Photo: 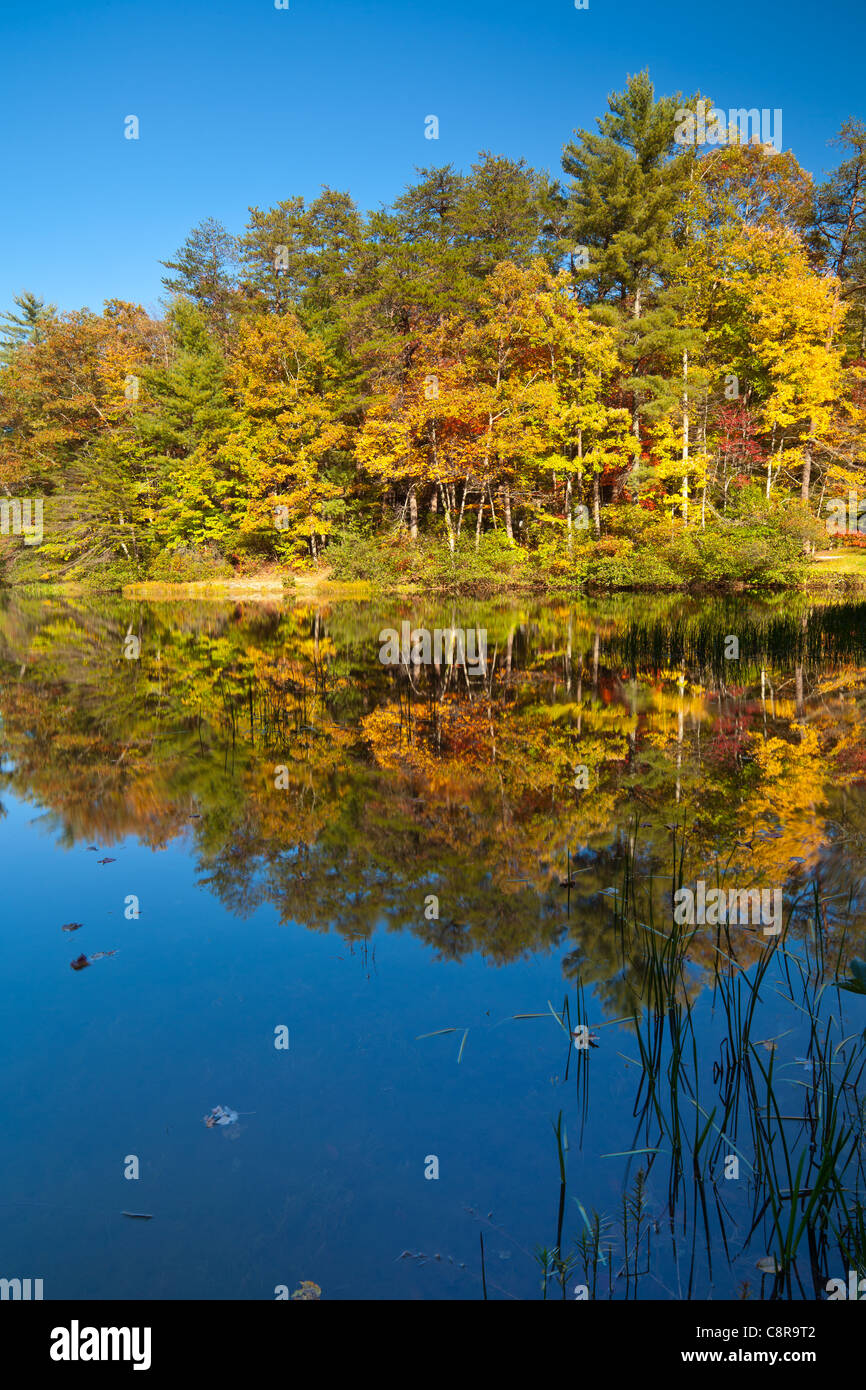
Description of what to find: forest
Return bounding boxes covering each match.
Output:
[1,72,864,594]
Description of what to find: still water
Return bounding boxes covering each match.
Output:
[1,591,865,1300]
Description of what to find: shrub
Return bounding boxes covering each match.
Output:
[147,544,233,583]
[585,536,636,588]
[327,525,533,593]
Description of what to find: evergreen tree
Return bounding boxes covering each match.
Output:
[0,292,56,365]
[160,218,239,341]
[562,70,690,315]
[237,196,309,314]
[812,120,866,360]
[454,152,561,282]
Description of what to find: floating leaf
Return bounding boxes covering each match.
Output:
[61,922,83,932]
[291,1281,321,1300]
[70,954,90,971]
[203,1105,239,1128]
[97,858,116,866]
[756,1256,782,1275]
[122,1212,153,1220]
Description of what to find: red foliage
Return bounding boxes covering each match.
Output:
[715,402,767,475]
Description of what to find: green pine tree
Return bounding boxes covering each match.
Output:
[561,70,691,316]
[0,291,56,364]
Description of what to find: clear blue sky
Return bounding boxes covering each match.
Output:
[2,0,863,316]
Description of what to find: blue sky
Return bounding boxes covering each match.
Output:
[2,0,863,315]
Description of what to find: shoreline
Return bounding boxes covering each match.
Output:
[2,557,864,603]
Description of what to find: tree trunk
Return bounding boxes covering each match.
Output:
[408,484,418,541]
[682,349,689,522]
[592,472,601,539]
[438,482,455,554]
[565,475,573,557]
[456,473,470,540]
[801,440,812,505]
[503,483,514,542]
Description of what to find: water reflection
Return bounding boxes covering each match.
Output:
[2,593,864,983]
[2,592,865,1299]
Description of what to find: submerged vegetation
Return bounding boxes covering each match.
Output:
[518,831,866,1300]
[1,75,864,594]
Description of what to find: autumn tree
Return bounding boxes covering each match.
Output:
[223,311,353,563]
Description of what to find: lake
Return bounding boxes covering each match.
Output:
[1,590,865,1301]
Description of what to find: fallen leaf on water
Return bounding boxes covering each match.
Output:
[61,923,83,932]
[756,1256,782,1275]
[291,1281,321,1300]
[97,858,116,865]
[203,1105,239,1128]
[122,1212,154,1220]
[70,955,90,971]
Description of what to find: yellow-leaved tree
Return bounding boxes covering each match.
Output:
[224,313,352,563]
[722,227,845,508]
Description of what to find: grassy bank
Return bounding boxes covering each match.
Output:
[7,527,866,602]
[121,569,374,601]
[807,549,866,585]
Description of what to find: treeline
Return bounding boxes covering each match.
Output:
[0,72,864,588]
